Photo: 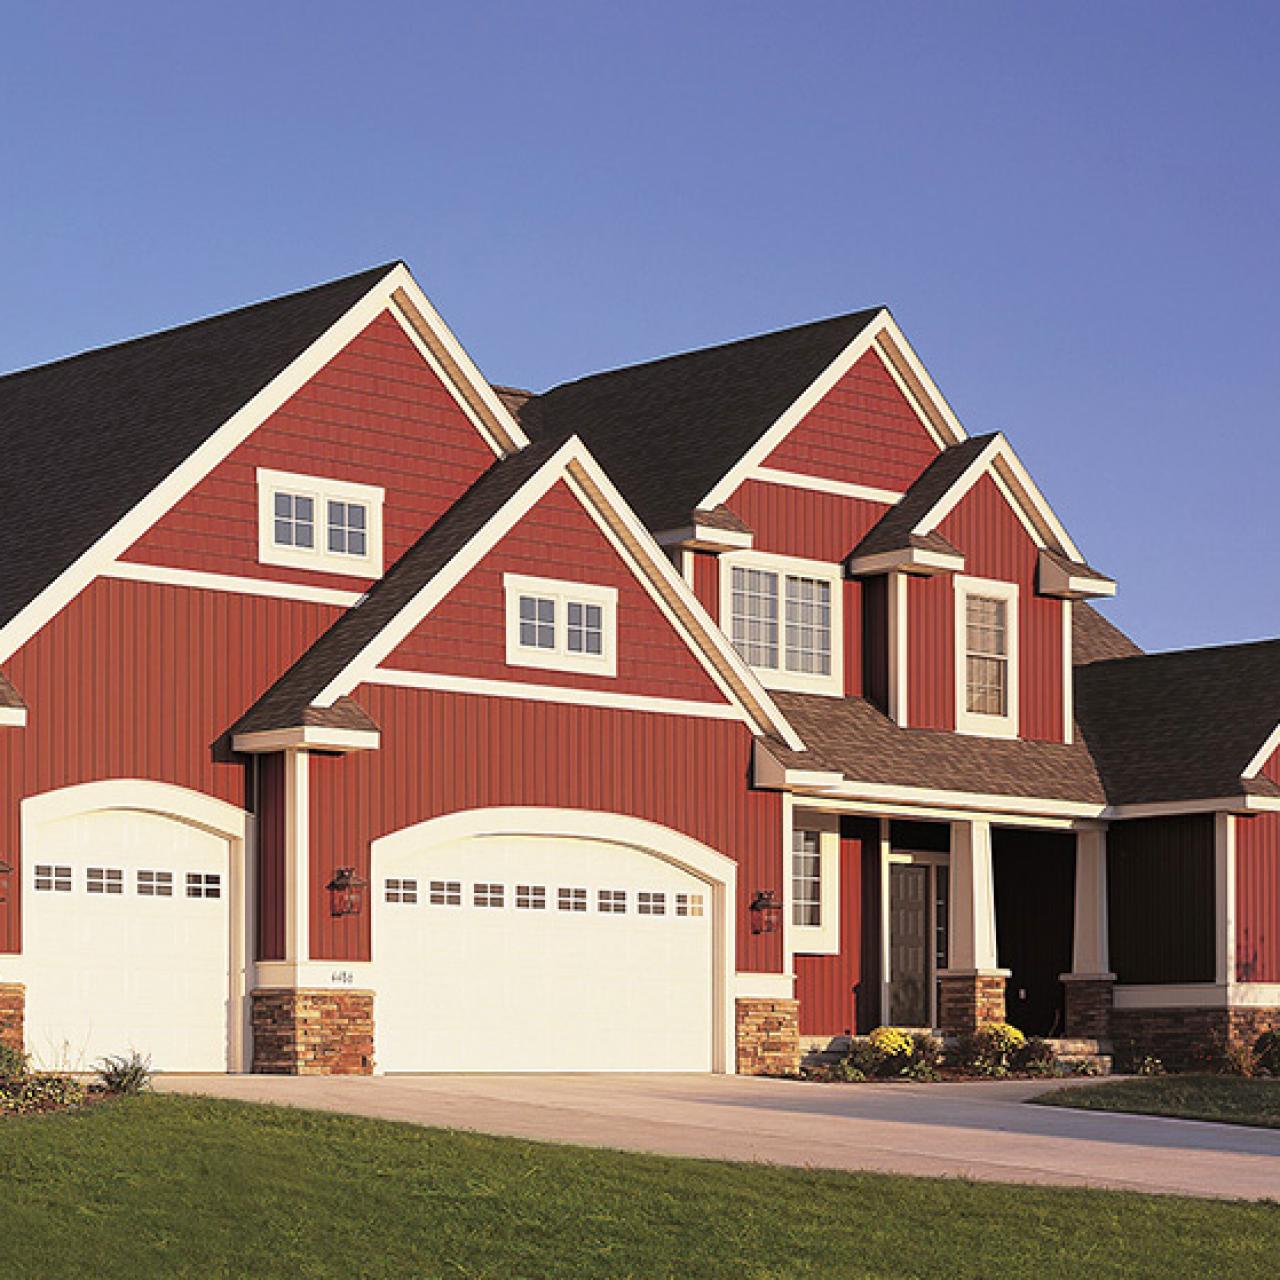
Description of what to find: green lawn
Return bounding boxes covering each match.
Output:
[1036,1074,1280,1130]
[0,1096,1276,1279]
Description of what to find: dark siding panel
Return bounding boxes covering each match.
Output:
[890,821,950,854]
[257,753,287,962]
[1108,815,1216,984]
[862,577,889,713]
[1237,813,1280,982]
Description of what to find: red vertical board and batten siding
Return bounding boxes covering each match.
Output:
[728,480,886,564]
[762,349,939,492]
[387,481,726,704]
[1237,810,1280,983]
[908,474,1065,742]
[0,578,340,953]
[122,311,498,593]
[308,685,785,974]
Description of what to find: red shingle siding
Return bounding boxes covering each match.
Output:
[0,577,339,952]
[386,481,726,703]
[122,311,497,592]
[307,684,785,974]
[1237,813,1280,983]
[762,349,939,492]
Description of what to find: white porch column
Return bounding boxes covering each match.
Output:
[1215,812,1237,987]
[282,747,311,966]
[947,818,1000,972]
[1068,826,1111,977]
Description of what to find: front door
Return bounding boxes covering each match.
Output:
[888,864,930,1026]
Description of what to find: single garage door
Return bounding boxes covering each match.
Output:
[23,807,232,1072]
[376,834,716,1072]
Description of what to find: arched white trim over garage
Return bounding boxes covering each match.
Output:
[18,779,253,1072]
[372,808,737,1073]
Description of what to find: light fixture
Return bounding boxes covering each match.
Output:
[326,867,368,918]
[749,889,783,935]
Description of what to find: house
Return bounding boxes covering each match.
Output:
[0,261,1275,1075]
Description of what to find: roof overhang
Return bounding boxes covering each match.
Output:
[232,724,381,754]
[0,706,27,729]
[1037,549,1117,600]
[655,508,755,553]
[846,544,965,577]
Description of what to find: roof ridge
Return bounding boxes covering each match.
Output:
[537,306,886,397]
[0,261,401,387]
[1084,634,1280,670]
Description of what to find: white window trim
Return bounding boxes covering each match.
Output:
[720,550,843,696]
[954,575,1019,739]
[503,573,619,678]
[256,467,385,579]
[789,810,840,956]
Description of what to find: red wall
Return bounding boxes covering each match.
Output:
[308,684,785,973]
[762,349,939,492]
[0,578,339,952]
[123,310,497,592]
[1237,812,1280,983]
[388,481,725,704]
[729,479,886,562]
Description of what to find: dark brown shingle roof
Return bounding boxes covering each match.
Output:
[0,263,399,630]
[1074,639,1280,805]
[521,309,884,532]
[1073,603,1143,665]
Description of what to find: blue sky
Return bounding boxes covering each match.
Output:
[2,3,1276,650]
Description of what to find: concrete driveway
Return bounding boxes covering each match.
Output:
[157,1072,1280,1201]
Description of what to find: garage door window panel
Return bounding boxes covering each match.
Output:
[34,865,72,893]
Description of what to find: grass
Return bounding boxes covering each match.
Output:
[1036,1074,1280,1130]
[0,1096,1276,1280]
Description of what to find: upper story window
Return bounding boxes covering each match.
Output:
[257,468,384,579]
[954,576,1019,738]
[721,552,842,695]
[504,573,618,678]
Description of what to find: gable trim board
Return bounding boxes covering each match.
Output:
[0,264,525,671]
[1242,722,1280,780]
[699,314,964,514]
[747,467,905,506]
[102,560,365,609]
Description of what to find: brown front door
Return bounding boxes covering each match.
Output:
[888,864,930,1025]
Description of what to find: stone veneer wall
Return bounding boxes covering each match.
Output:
[0,983,23,1052]
[735,998,800,1075]
[938,974,1006,1034]
[1111,1006,1280,1069]
[251,989,374,1075]
[1062,978,1114,1039]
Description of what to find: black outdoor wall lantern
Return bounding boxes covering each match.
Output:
[749,889,783,935]
[326,866,369,918]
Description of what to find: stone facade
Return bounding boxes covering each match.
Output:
[1062,977,1114,1039]
[251,989,374,1075]
[1111,1005,1280,1069]
[0,983,23,1053]
[938,972,1007,1034]
[735,998,800,1075]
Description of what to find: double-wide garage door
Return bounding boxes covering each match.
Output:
[376,834,716,1072]
[23,807,232,1072]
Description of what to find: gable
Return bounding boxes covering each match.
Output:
[382,479,728,705]
[119,310,499,593]
[760,349,941,493]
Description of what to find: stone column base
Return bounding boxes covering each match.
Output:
[251,989,374,1075]
[938,971,1009,1034]
[735,998,800,1075]
[1111,1005,1280,1070]
[0,983,24,1052]
[1061,974,1115,1039]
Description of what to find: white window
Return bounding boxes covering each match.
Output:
[504,574,618,677]
[516,885,547,910]
[675,892,704,918]
[385,878,418,904]
[637,891,666,916]
[186,872,221,900]
[954,576,1019,738]
[137,870,174,898]
[87,868,124,895]
[789,815,840,955]
[722,552,842,694]
[597,889,627,914]
[558,887,587,912]
[257,468,383,578]
[474,883,504,908]
[34,865,72,893]
[429,880,462,906]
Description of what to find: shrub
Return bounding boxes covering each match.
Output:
[1255,1030,1280,1078]
[911,1032,944,1071]
[97,1051,154,1096]
[1014,1037,1062,1078]
[1221,1040,1259,1079]
[953,1022,1027,1078]
[1134,1054,1166,1077]
[0,1072,85,1116]
[0,1042,28,1083]
[867,1026,915,1071]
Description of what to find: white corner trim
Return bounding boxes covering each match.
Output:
[1216,813,1236,987]
[718,549,845,697]
[953,575,1020,740]
[0,706,27,728]
[283,749,309,967]
[1062,599,1074,746]
[748,467,905,506]
[103,559,364,608]
[232,725,381,754]
[888,571,909,726]
[1242,721,1280,780]
[366,667,743,722]
[256,467,385,579]
[502,572,618,679]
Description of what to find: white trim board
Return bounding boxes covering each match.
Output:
[105,560,364,608]
[747,467,904,506]
[1242,722,1280,780]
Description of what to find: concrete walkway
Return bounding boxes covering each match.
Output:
[157,1072,1280,1201]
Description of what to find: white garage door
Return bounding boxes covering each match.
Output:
[376,834,716,1072]
[24,808,232,1072]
